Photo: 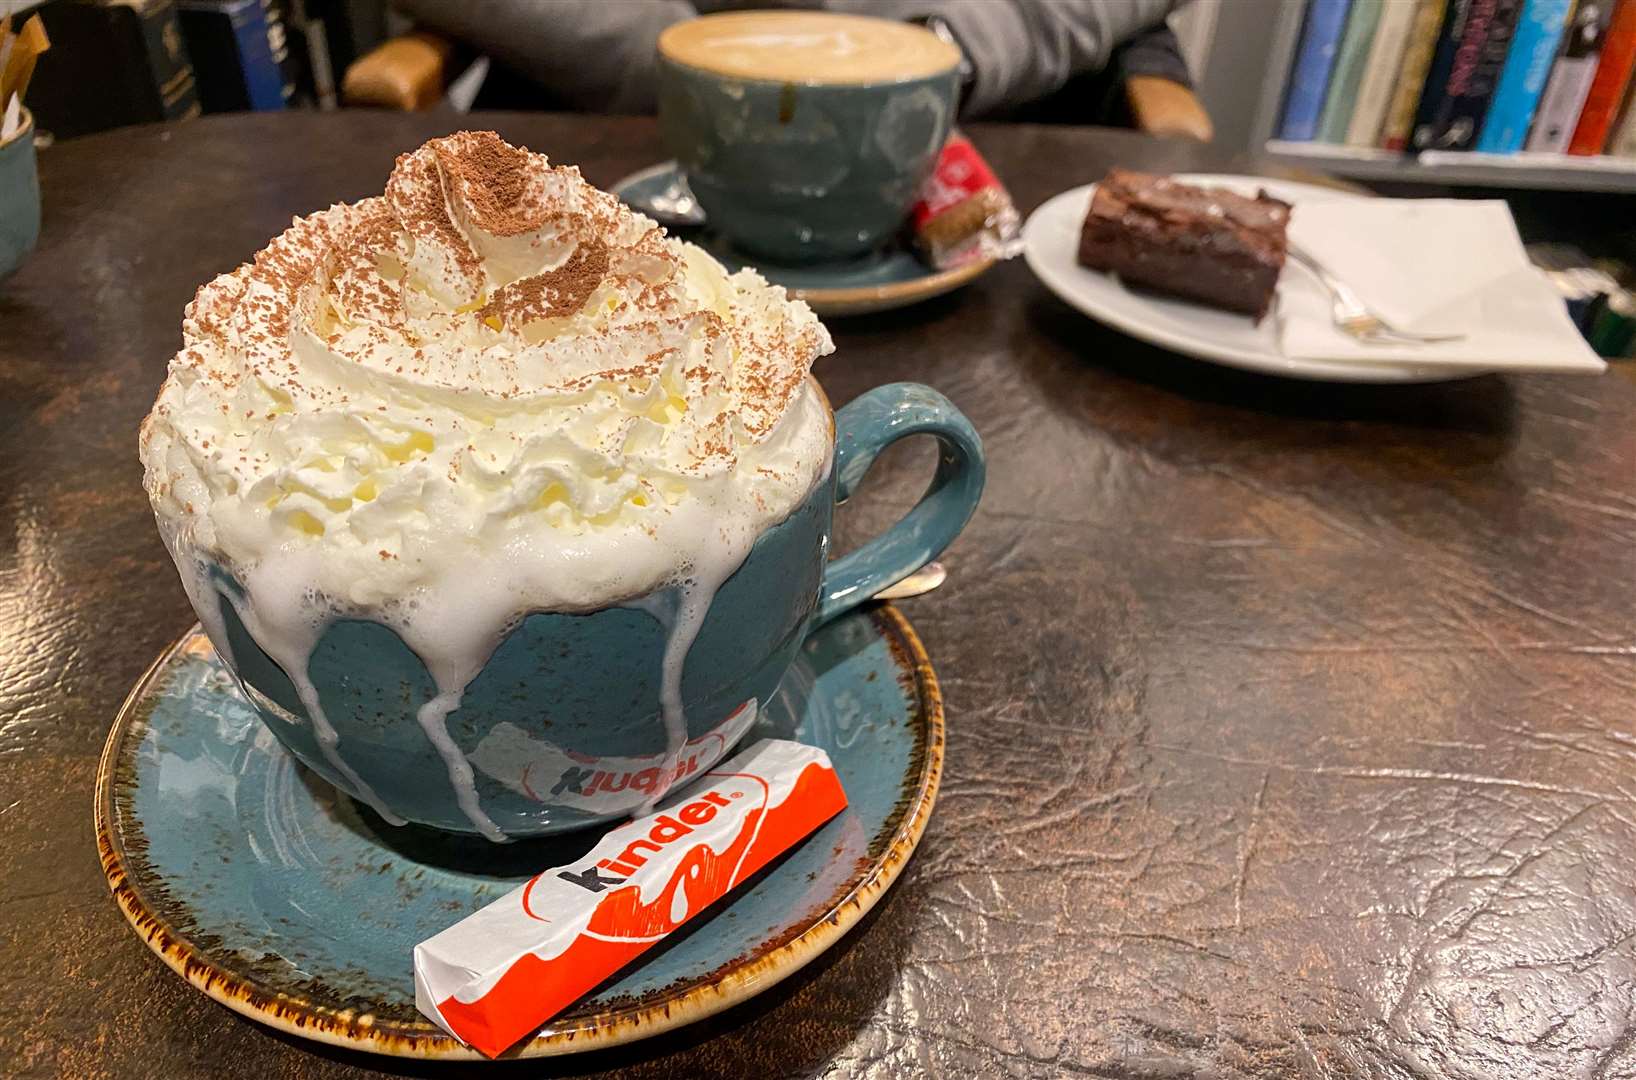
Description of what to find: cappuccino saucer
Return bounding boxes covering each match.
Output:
[612,160,993,317]
[96,606,942,1060]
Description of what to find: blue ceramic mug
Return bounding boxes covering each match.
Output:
[656,12,960,264]
[205,382,983,838]
[0,108,40,280]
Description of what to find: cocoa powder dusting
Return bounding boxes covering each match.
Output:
[436,132,543,237]
[386,147,482,284]
[163,131,829,490]
[329,201,405,325]
[480,240,610,327]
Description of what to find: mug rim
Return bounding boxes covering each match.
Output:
[0,106,34,153]
[657,51,960,89]
[656,14,960,89]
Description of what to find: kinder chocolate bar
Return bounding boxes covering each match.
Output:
[414,739,847,1057]
[910,129,1023,270]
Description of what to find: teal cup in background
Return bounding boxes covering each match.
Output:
[0,108,40,281]
[196,381,984,839]
[656,14,960,264]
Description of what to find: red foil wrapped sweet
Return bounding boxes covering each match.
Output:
[911,130,1023,269]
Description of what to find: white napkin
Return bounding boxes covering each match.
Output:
[1277,198,1605,374]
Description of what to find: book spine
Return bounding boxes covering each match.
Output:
[1346,0,1423,144]
[134,0,201,123]
[1527,0,1617,150]
[235,2,287,110]
[1429,0,1525,149]
[1568,0,1636,151]
[1381,0,1450,149]
[1476,0,1576,150]
[1317,0,1387,141]
[260,0,303,106]
[1279,0,1356,140]
[1412,0,1478,147]
[177,0,283,114]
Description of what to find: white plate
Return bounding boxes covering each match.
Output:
[1022,174,1490,384]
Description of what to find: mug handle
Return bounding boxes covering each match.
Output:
[815,383,985,625]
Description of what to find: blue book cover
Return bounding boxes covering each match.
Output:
[1280,0,1356,140]
[232,0,285,111]
[177,0,286,113]
[1477,0,1576,151]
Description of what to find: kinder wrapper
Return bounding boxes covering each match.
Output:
[414,739,847,1057]
[910,130,1023,270]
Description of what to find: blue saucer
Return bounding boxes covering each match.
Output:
[96,607,942,1060]
[611,161,993,317]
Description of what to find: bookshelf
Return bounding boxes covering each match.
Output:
[1265,140,1636,192]
[1250,0,1636,195]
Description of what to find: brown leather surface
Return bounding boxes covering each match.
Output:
[4,112,1636,1079]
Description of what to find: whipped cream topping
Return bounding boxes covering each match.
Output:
[142,131,832,609]
[139,132,834,838]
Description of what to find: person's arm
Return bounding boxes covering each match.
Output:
[391,0,696,113]
[826,0,1189,117]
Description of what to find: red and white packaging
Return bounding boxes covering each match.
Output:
[414,739,848,1058]
[910,129,1024,269]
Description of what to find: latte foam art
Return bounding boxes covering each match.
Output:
[139,132,834,838]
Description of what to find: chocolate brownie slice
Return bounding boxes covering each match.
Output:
[1077,169,1291,320]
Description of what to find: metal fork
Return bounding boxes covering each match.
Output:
[1287,246,1466,346]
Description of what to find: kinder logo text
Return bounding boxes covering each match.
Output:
[557,790,744,894]
[551,751,708,800]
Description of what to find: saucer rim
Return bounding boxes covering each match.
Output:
[801,255,993,317]
[609,160,994,316]
[95,604,944,1060]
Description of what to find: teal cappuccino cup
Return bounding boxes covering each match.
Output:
[0,108,40,281]
[203,381,983,838]
[657,11,961,264]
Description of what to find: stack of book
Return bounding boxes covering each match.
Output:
[177,0,305,114]
[1278,0,1636,160]
[25,0,327,139]
[26,0,201,139]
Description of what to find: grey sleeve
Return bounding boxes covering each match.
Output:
[391,0,698,113]
[824,0,1189,117]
